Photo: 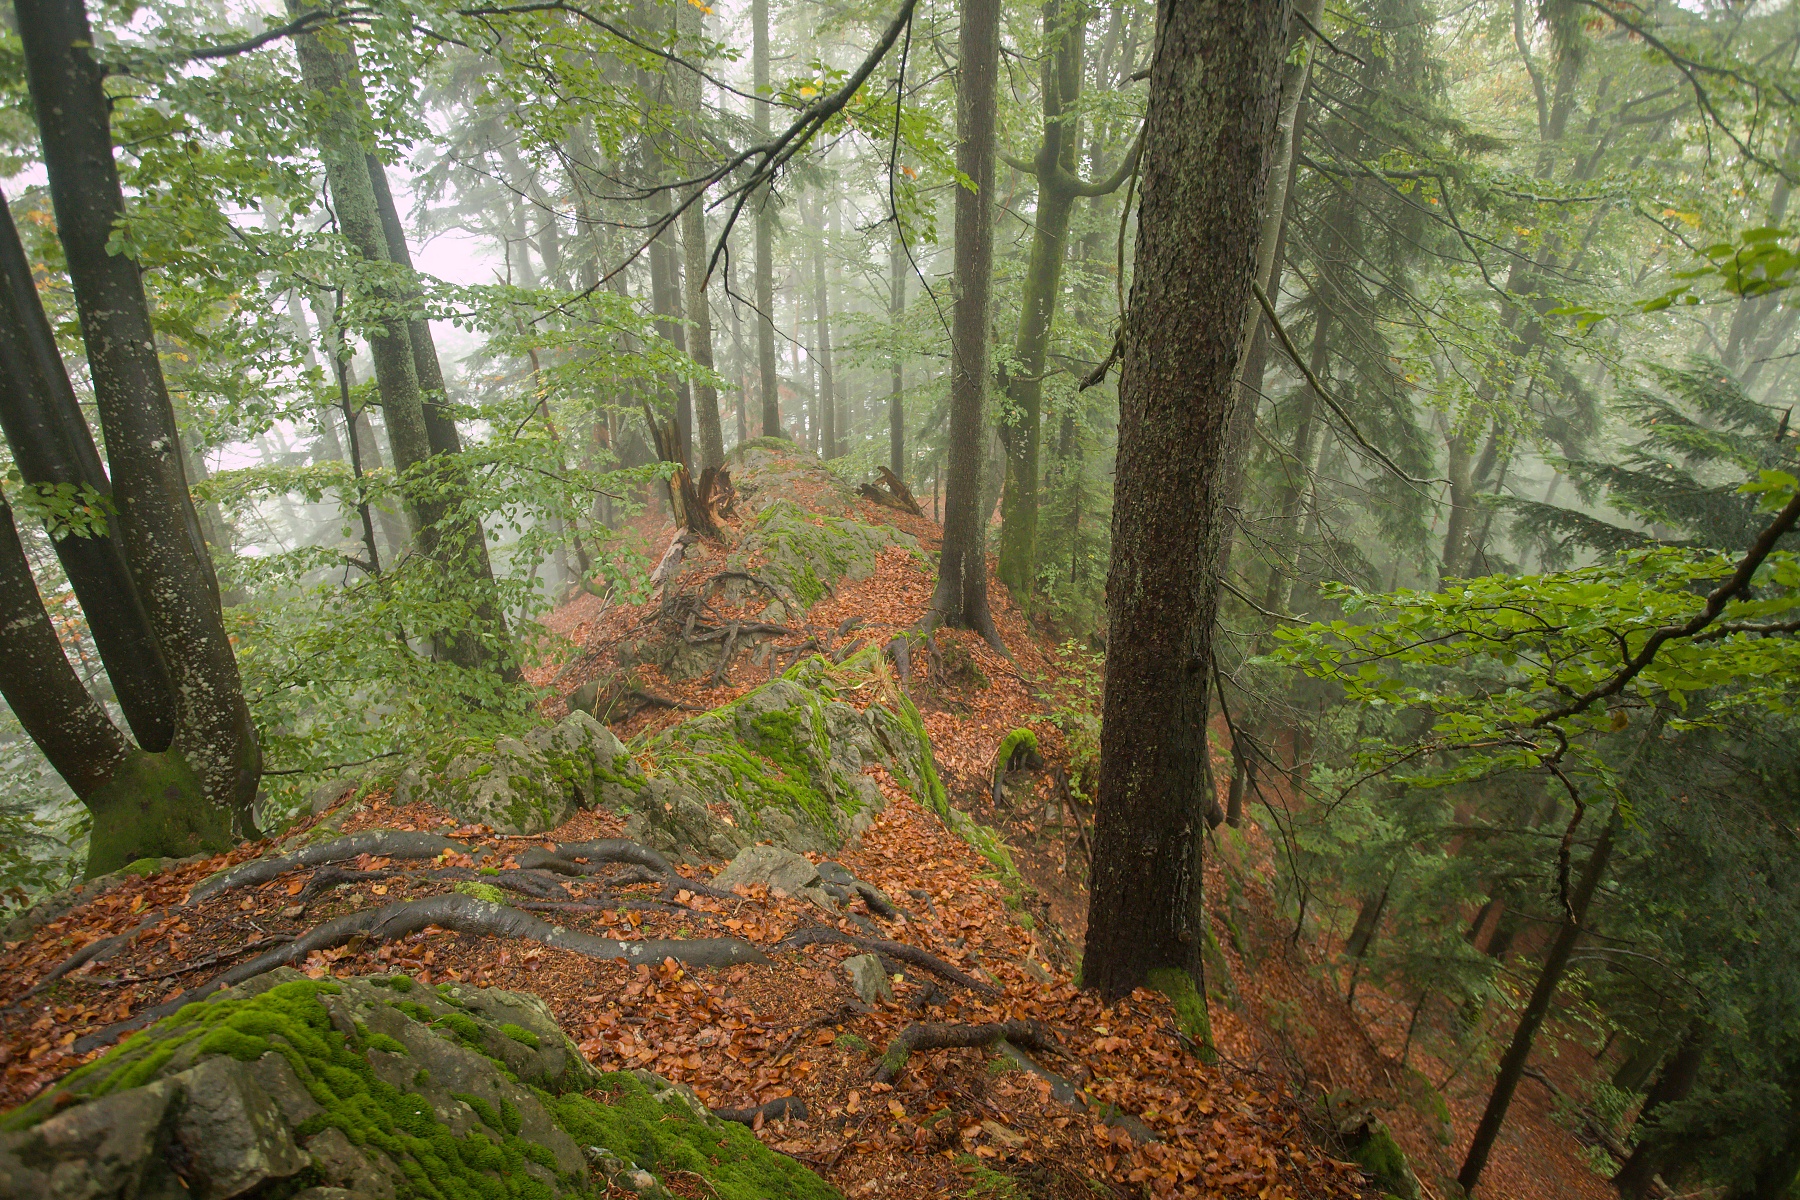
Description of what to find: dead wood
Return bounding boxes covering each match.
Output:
[712,1095,808,1126]
[778,926,998,995]
[187,831,478,906]
[873,1019,1059,1084]
[74,892,768,1054]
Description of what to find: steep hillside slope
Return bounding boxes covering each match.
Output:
[0,442,1602,1200]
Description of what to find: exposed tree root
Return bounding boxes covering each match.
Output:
[513,898,714,920]
[12,911,165,1005]
[991,1039,1160,1145]
[187,831,478,906]
[712,1095,808,1125]
[295,865,573,906]
[518,840,737,900]
[778,926,998,996]
[873,1019,1059,1084]
[73,892,767,1054]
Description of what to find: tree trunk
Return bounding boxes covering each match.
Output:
[1613,1022,1708,1199]
[813,191,837,460]
[890,223,906,477]
[20,0,261,841]
[1459,808,1621,1194]
[0,193,177,753]
[752,0,782,438]
[682,199,724,471]
[647,189,692,465]
[927,0,1005,643]
[997,0,1087,594]
[1081,0,1293,1001]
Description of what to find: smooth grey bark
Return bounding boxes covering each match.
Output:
[752,0,782,437]
[0,192,177,752]
[1082,0,1293,999]
[812,188,837,459]
[20,0,261,836]
[927,0,1004,645]
[677,0,726,472]
[890,223,906,477]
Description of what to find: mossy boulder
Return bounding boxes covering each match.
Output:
[0,969,835,1200]
[1322,1090,1420,1200]
[624,652,945,860]
[727,498,919,612]
[394,712,643,835]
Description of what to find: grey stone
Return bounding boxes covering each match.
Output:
[714,844,836,911]
[843,954,893,1005]
[303,1128,398,1200]
[394,711,638,835]
[164,1055,310,1198]
[0,1082,180,1199]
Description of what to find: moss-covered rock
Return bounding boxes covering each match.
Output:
[728,498,918,611]
[624,651,943,859]
[1322,1090,1420,1200]
[394,712,643,835]
[0,969,835,1200]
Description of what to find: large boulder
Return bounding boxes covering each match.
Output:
[621,652,946,862]
[394,711,644,835]
[0,969,835,1200]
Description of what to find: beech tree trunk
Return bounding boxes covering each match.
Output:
[997,0,1085,594]
[927,0,1003,644]
[812,191,837,460]
[0,195,176,753]
[1081,0,1293,1000]
[890,223,906,477]
[752,0,782,438]
[677,2,725,476]
[20,0,262,853]
[1460,808,1621,1194]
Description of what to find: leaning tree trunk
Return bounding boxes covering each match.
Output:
[1081,0,1293,1001]
[889,223,906,477]
[1613,1021,1708,1200]
[752,0,782,438]
[927,0,1004,645]
[1459,808,1621,1194]
[19,0,262,856]
[0,194,176,753]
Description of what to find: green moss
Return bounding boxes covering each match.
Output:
[1146,968,1217,1064]
[83,747,232,879]
[433,1011,484,1048]
[833,1033,869,1053]
[119,858,163,877]
[549,1072,838,1200]
[372,975,415,993]
[994,728,1038,775]
[500,1024,541,1050]
[478,866,500,876]
[986,1055,1023,1076]
[453,881,507,905]
[1350,1123,1418,1199]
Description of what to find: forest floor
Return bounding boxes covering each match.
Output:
[0,451,1619,1199]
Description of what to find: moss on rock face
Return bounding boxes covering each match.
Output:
[0,970,838,1200]
[729,498,920,610]
[624,651,946,860]
[393,712,643,836]
[1146,968,1217,1065]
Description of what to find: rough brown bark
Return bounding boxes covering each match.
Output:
[927,0,1004,645]
[19,0,261,833]
[1081,0,1293,1001]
